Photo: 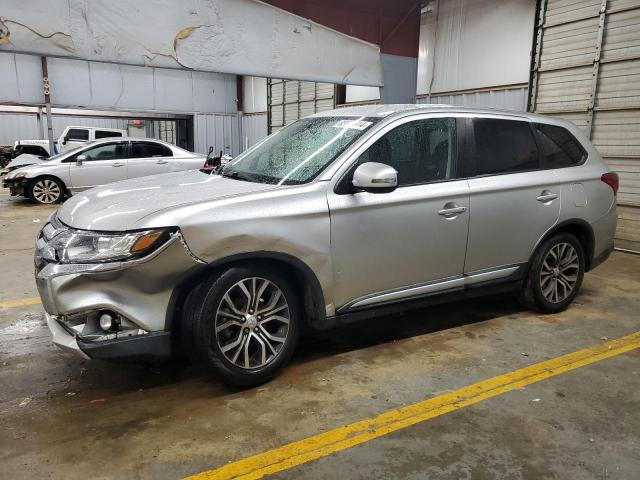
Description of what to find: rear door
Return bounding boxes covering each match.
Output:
[463,116,561,276]
[67,142,128,190]
[126,141,174,179]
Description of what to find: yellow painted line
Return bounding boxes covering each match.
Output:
[0,297,42,308]
[186,331,640,480]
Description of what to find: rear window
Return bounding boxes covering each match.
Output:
[534,123,586,168]
[130,142,173,158]
[66,129,89,141]
[95,130,123,139]
[473,119,539,175]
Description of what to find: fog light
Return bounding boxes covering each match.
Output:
[99,313,114,331]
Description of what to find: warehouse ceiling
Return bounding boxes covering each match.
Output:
[0,0,384,86]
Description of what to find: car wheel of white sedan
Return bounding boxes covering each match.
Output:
[29,177,64,204]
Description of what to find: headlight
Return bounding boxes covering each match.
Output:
[49,228,173,263]
[6,171,25,180]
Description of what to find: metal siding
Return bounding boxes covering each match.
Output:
[530,0,640,251]
[535,66,593,112]
[416,86,528,111]
[267,78,335,133]
[241,113,268,151]
[193,114,239,157]
[601,8,640,62]
[0,113,40,145]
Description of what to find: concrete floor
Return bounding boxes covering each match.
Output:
[0,191,639,480]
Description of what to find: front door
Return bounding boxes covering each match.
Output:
[328,116,470,311]
[126,141,174,179]
[463,117,561,274]
[68,142,128,190]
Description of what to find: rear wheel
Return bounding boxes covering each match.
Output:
[29,177,64,204]
[521,233,585,313]
[182,265,300,387]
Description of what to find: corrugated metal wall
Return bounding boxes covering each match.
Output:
[241,113,268,151]
[0,113,40,146]
[268,79,335,132]
[416,86,528,111]
[530,0,640,252]
[194,114,241,157]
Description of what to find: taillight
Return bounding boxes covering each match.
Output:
[601,172,619,196]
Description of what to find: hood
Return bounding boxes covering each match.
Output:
[57,170,279,231]
[6,154,45,170]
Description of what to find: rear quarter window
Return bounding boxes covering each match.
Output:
[534,123,586,168]
[95,130,123,139]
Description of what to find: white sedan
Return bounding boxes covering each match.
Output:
[2,138,206,204]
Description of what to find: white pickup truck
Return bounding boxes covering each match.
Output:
[6,126,128,171]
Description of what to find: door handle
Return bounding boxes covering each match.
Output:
[155,159,169,164]
[438,203,467,218]
[536,191,558,203]
[112,162,125,167]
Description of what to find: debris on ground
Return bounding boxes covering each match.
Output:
[19,397,32,407]
[90,398,106,405]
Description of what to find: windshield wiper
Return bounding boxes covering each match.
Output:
[221,170,254,182]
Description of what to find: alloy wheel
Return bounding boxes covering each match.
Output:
[539,242,579,303]
[214,277,290,369]
[32,179,61,204]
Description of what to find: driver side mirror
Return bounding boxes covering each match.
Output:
[352,162,398,193]
[62,135,70,145]
[76,154,87,165]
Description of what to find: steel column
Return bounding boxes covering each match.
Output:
[585,0,608,138]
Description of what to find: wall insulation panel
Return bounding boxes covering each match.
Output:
[530,0,640,251]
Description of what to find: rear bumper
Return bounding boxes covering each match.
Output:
[589,202,617,271]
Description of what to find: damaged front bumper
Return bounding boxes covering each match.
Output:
[35,219,206,361]
[2,177,28,196]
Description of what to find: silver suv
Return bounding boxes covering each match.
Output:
[35,105,618,386]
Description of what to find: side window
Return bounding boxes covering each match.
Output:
[534,123,586,168]
[473,119,539,175]
[356,118,457,186]
[95,130,123,139]
[130,142,173,158]
[79,143,126,161]
[66,129,89,141]
[21,146,49,157]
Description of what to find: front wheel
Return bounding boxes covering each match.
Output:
[521,232,585,313]
[182,265,300,387]
[29,177,64,204]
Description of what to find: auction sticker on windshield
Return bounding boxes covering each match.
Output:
[332,120,373,130]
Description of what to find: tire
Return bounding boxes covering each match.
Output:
[29,176,65,204]
[181,264,300,387]
[521,232,585,313]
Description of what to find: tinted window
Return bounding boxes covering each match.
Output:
[130,142,173,158]
[66,129,89,141]
[79,143,126,161]
[534,123,586,168]
[16,145,48,157]
[473,119,539,175]
[356,118,457,186]
[95,130,123,139]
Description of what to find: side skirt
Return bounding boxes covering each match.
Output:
[317,265,526,331]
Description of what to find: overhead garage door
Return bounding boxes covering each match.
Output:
[267,79,335,133]
[529,0,640,252]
